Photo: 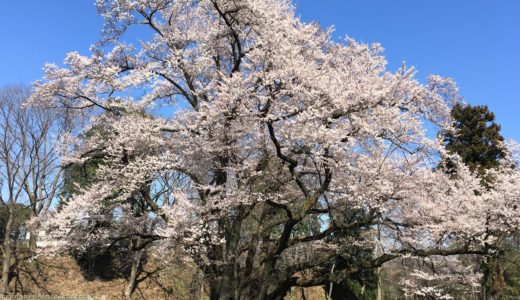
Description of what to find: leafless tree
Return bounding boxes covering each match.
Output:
[0,86,62,294]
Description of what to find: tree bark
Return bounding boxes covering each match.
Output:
[124,250,142,300]
[376,225,383,300]
[2,211,14,295]
[330,283,359,300]
[208,272,235,300]
[28,211,38,253]
[209,280,221,300]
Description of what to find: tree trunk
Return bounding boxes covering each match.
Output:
[209,279,221,300]
[376,225,383,300]
[2,211,14,295]
[325,282,359,300]
[206,269,301,300]
[28,211,38,253]
[124,250,142,300]
[208,274,235,300]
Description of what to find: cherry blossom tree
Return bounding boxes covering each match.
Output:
[28,0,520,299]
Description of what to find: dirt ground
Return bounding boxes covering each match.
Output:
[9,256,326,300]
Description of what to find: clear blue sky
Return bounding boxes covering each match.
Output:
[1,1,518,141]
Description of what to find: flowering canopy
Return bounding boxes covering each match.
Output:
[29,0,520,298]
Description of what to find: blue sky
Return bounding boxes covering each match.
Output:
[1,1,518,141]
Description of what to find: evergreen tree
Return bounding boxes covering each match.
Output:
[442,103,507,184]
[441,103,518,299]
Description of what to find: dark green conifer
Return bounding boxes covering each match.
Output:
[442,103,507,186]
[442,103,518,299]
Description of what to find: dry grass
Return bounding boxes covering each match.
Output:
[6,255,326,300]
[12,256,194,299]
